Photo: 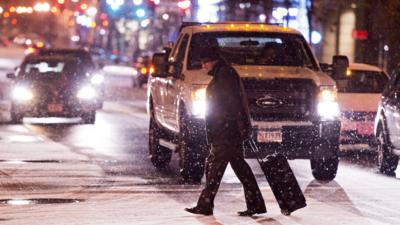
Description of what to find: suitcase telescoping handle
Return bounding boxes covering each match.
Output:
[245,138,266,163]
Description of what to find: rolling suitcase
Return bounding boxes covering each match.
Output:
[246,139,307,215]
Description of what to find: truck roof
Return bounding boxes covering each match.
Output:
[180,22,302,35]
[349,63,384,73]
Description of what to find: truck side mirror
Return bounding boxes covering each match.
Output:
[332,55,349,78]
[319,63,331,73]
[6,73,16,79]
[152,53,168,78]
[163,46,172,57]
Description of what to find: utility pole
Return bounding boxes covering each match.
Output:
[284,0,291,27]
[307,0,314,44]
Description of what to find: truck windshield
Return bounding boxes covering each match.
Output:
[334,70,388,93]
[188,32,318,70]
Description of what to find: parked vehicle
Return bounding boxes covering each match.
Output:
[148,22,346,183]
[132,54,153,87]
[374,67,400,175]
[7,54,102,124]
[332,63,389,147]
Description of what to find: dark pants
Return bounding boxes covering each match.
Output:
[196,141,266,212]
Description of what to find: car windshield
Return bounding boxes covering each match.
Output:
[188,32,318,70]
[20,58,84,79]
[334,70,388,93]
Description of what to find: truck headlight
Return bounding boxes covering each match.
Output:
[191,87,207,118]
[90,74,104,85]
[317,86,340,120]
[77,86,96,100]
[12,86,33,101]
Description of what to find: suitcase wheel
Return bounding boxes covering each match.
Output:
[281,209,291,216]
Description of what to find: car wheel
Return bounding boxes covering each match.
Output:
[132,78,139,88]
[148,113,172,169]
[178,106,207,184]
[82,111,96,124]
[10,106,23,124]
[376,126,399,175]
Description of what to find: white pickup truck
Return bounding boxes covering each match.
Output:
[148,22,345,183]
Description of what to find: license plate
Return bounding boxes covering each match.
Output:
[48,104,63,112]
[257,130,282,143]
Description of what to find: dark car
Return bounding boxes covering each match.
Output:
[374,69,400,175]
[7,55,102,124]
[28,48,105,106]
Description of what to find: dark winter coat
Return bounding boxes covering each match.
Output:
[205,59,252,144]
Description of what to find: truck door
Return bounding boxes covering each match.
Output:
[154,34,183,127]
[163,33,190,132]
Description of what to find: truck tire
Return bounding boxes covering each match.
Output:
[311,140,339,181]
[149,112,172,169]
[311,156,339,181]
[376,126,399,175]
[179,106,207,184]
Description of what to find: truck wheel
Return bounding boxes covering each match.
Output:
[376,127,399,175]
[179,107,207,184]
[82,111,96,124]
[311,157,339,181]
[10,109,23,124]
[149,113,172,169]
[311,156,338,181]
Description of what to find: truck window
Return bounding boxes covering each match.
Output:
[175,34,189,64]
[169,34,189,75]
[187,32,318,70]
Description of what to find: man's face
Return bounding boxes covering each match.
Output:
[201,59,217,71]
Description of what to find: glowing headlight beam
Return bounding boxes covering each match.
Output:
[317,87,340,119]
[12,86,34,101]
[319,89,337,102]
[191,88,207,118]
[192,88,206,101]
[90,74,104,84]
[77,86,96,99]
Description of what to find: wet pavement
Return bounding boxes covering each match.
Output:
[0,83,399,225]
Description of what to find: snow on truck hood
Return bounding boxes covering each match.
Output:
[190,66,335,87]
[338,93,381,112]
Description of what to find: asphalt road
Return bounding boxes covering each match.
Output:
[0,81,399,225]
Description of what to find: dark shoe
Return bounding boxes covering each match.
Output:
[237,209,267,217]
[185,206,213,216]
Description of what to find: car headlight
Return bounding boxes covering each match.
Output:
[12,86,33,101]
[77,86,96,100]
[90,74,104,85]
[317,86,340,120]
[191,87,207,118]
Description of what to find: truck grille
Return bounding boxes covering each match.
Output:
[342,111,375,121]
[241,78,317,121]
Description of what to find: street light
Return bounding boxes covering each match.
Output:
[87,7,97,16]
[34,2,50,12]
[133,0,143,5]
[135,8,146,18]
[106,0,125,11]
